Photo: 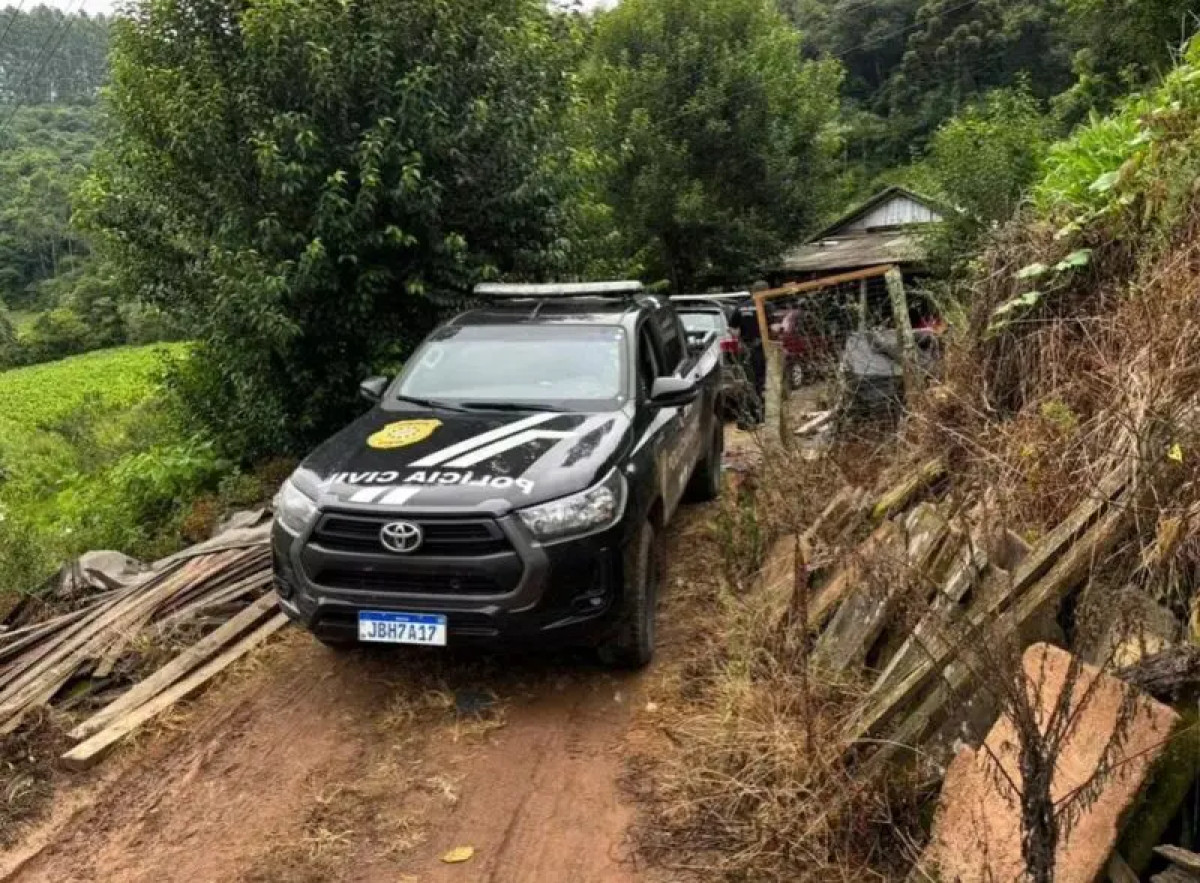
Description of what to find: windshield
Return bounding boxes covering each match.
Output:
[679,312,723,333]
[392,324,628,410]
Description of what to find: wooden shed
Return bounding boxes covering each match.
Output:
[770,186,945,285]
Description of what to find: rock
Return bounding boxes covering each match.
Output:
[1086,588,1181,669]
[923,643,1181,883]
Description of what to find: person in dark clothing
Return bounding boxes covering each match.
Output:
[734,302,766,424]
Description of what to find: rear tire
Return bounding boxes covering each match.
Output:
[598,520,659,669]
[685,421,723,503]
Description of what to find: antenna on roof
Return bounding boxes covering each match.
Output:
[473,281,645,299]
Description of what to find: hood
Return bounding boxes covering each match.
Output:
[297,406,633,515]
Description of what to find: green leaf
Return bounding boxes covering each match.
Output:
[1089,171,1120,193]
[1054,249,1092,272]
[1015,262,1049,280]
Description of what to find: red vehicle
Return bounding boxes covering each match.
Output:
[772,303,842,389]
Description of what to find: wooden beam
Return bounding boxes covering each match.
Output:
[62,613,290,770]
[871,458,946,523]
[814,504,946,674]
[752,264,898,344]
[885,267,919,398]
[847,482,1131,744]
[70,593,279,742]
[1154,846,1200,875]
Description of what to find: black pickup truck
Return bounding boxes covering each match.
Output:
[271,281,724,667]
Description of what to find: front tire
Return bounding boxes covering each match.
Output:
[685,421,723,503]
[598,520,659,669]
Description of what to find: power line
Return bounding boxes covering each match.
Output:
[0,1,28,63]
[0,0,84,138]
[833,0,985,59]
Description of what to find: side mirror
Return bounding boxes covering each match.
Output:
[359,375,388,403]
[650,376,700,408]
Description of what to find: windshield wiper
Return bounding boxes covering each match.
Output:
[394,395,472,414]
[459,401,568,413]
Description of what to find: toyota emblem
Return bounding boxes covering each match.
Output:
[379,520,423,554]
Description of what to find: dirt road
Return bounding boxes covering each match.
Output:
[0,507,715,883]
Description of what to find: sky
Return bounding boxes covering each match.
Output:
[31,0,616,14]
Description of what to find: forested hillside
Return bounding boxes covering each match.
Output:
[0,6,118,367]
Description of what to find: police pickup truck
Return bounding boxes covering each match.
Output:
[271,281,724,667]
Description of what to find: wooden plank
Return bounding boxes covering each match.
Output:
[788,520,900,635]
[153,571,271,632]
[752,265,898,344]
[1155,846,1200,875]
[70,593,279,741]
[855,468,1125,728]
[0,605,97,666]
[0,558,208,731]
[814,505,946,674]
[156,547,268,614]
[801,485,861,545]
[870,533,990,695]
[794,410,833,436]
[884,267,919,398]
[871,458,945,523]
[0,577,147,695]
[847,492,1132,744]
[62,612,290,770]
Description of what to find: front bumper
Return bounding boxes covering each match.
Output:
[272,510,626,647]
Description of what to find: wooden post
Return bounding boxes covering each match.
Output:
[764,341,785,445]
[755,292,771,349]
[858,277,869,331]
[885,267,919,399]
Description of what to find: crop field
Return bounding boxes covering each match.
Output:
[0,344,185,443]
[0,343,216,598]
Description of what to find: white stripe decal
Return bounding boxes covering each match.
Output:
[349,486,389,504]
[378,486,422,506]
[408,413,560,468]
[445,429,574,468]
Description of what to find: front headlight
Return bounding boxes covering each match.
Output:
[273,478,319,535]
[518,469,626,542]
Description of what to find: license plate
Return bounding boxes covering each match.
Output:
[357,611,447,646]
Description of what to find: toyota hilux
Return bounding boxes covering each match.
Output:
[271,281,724,667]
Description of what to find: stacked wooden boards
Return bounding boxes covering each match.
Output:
[0,542,287,768]
[765,457,1134,775]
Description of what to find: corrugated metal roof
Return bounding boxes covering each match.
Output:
[777,230,927,275]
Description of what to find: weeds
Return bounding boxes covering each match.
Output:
[633,435,931,882]
[0,708,70,846]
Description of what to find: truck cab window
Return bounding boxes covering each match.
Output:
[637,326,660,399]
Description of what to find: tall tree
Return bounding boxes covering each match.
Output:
[83,0,578,459]
[0,105,97,307]
[889,0,1071,150]
[584,0,843,291]
[0,6,109,106]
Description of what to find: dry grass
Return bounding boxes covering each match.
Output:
[635,190,1200,879]
[630,439,934,882]
[0,708,71,846]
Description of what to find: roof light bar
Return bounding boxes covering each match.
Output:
[670,291,751,302]
[474,281,645,299]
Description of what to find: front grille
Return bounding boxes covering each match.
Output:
[315,568,506,596]
[311,513,510,555]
